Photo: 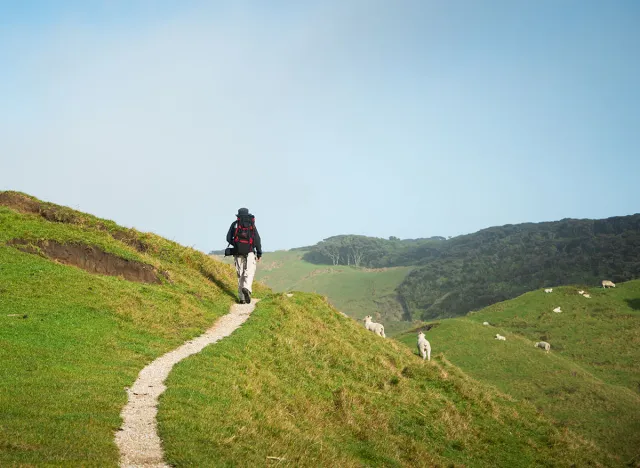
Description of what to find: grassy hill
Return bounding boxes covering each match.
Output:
[243,249,414,335]
[299,215,640,320]
[159,292,611,467]
[0,191,259,465]
[0,190,618,466]
[396,281,640,464]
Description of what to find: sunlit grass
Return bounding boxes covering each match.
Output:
[247,249,413,334]
[396,281,640,463]
[160,293,611,467]
[0,193,253,465]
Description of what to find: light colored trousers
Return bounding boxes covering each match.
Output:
[234,252,257,299]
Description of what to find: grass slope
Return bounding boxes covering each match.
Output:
[0,191,268,466]
[0,191,626,466]
[396,281,640,464]
[159,292,612,467]
[244,249,413,335]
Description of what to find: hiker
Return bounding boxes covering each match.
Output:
[226,207,262,304]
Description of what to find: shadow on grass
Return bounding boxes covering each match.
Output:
[625,298,640,310]
[199,266,238,301]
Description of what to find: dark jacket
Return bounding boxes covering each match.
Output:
[226,216,262,258]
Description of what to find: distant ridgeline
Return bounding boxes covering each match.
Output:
[302,234,447,267]
[302,215,640,320]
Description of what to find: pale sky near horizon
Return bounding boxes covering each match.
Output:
[1,1,639,252]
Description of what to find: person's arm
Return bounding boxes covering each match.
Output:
[226,222,236,245]
[253,227,262,259]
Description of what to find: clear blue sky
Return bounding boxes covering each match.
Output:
[1,1,638,252]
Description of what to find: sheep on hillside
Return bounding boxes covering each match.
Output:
[363,315,385,338]
[553,307,562,313]
[602,280,616,289]
[544,288,553,293]
[417,332,431,361]
[583,293,591,298]
[495,334,506,341]
[535,341,551,353]
[483,321,490,326]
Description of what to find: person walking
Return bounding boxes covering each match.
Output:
[226,207,262,304]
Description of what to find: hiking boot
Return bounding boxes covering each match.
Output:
[242,287,251,304]
[238,296,246,304]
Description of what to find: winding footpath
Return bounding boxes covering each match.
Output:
[115,300,257,468]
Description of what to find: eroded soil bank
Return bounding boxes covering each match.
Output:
[9,239,161,284]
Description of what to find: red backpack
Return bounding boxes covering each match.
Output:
[233,214,255,255]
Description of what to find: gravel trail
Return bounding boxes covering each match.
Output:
[115,299,257,467]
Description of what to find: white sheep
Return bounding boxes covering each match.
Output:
[363,315,385,338]
[483,321,490,326]
[602,280,616,289]
[495,334,506,341]
[578,290,585,295]
[553,307,562,313]
[544,288,553,293]
[583,293,591,298]
[535,341,551,353]
[417,332,431,361]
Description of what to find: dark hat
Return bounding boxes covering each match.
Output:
[237,207,249,216]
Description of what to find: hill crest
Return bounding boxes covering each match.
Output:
[0,191,617,466]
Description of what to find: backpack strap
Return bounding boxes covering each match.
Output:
[249,216,255,247]
[233,218,240,242]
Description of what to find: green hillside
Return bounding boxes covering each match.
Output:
[0,191,258,466]
[159,293,610,467]
[0,190,616,466]
[252,249,414,335]
[299,216,640,320]
[396,281,640,464]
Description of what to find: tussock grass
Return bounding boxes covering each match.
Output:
[0,192,268,465]
[160,293,610,467]
[396,282,640,464]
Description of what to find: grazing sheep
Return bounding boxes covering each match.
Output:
[535,341,551,353]
[483,321,490,326]
[417,332,431,361]
[363,315,385,338]
[578,290,585,295]
[583,293,591,298]
[602,280,616,289]
[285,293,294,297]
[544,288,553,293]
[553,307,562,313]
[495,334,506,341]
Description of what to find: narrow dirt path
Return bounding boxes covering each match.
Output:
[115,300,257,468]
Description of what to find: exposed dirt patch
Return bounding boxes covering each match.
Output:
[111,231,149,253]
[9,239,161,284]
[0,192,41,214]
[0,191,79,223]
[0,192,150,253]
